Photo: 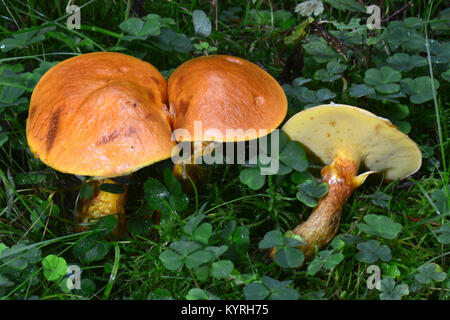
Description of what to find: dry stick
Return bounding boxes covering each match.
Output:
[382,2,413,24]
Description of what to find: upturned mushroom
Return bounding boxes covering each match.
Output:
[26,52,175,234]
[167,55,287,182]
[274,104,422,258]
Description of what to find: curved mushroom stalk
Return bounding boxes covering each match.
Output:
[76,178,127,237]
[280,153,372,258]
[274,104,422,263]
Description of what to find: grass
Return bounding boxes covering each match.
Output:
[0,0,449,300]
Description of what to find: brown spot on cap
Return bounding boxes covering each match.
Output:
[97,129,120,146]
[46,107,62,152]
[151,76,161,86]
[128,126,137,135]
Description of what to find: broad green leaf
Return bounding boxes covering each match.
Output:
[279,141,308,172]
[356,240,391,263]
[243,283,270,300]
[386,53,427,72]
[400,77,440,104]
[435,223,450,244]
[205,245,228,259]
[186,288,219,300]
[378,276,409,300]
[79,183,94,200]
[442,69,450,82]
[183,213,206,236]
[159,249,184,271]
[324,0,366,12]
[15,173,46,185]
[304,38,338,63]
[296,180,328,207]
[211,260,234,279]
[42,255,67,281]
[170,240,202,256]
[364,67,401,87]
[349,84,375,98]
[164,167,182,196]
[274,247,304,268]
[258,230,284,248]
[239,167,265,190]
[233,226,250,247]
[415,263,447,284]
[185,250,213,268]
[144,178,169,210]
[192,10,211,37]
[193,223,213,245]
[357,214,402,239]
[154,29,192,53]
[72,236,110,264]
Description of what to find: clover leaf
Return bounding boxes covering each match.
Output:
[159,240,214,271]
[258,230,304,268]
[144,168,189,214]
[386,53,427,72]
[304,38,338,63]
[72,236,111,265]
[378,276,409,300]
[239,168,266,190]
[186,288,219,300]
[283,78,336,107]
[119,14,174,41]
[211,260,234,279]
[435,223,450,245]
[383,21,425,51]
[357,214,402,239]
[296,179,328,208]
[307,250,344,276]
[414,263,447,284]
[314,60,347,82]
[442,69,450,82]
[428,40,450,64]
[153,29,193,53]
[431,186,449,215]
[0,27,55,52]
[369,192,392,209]
[0,242,41,271]
[42,255,67,282]
[279,141,308,172]
[364,67,401,94]
[349,83,376,98]
[356,240,392,263]
[400,76,440,104]
[244,276,299,300]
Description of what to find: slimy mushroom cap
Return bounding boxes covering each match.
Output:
[26,52,175,177]
[168,55,287,142]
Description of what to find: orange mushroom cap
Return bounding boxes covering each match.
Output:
[168,55,287,142]
[26,52,175,177]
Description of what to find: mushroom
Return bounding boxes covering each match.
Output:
[274,104,422,258]
[167,55,287,181]
[26,53,288,233]
[26,52,174,234]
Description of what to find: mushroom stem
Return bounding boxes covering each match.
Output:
[273,152,372,259]
[172,141,217,189]
[76,178,127,237]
